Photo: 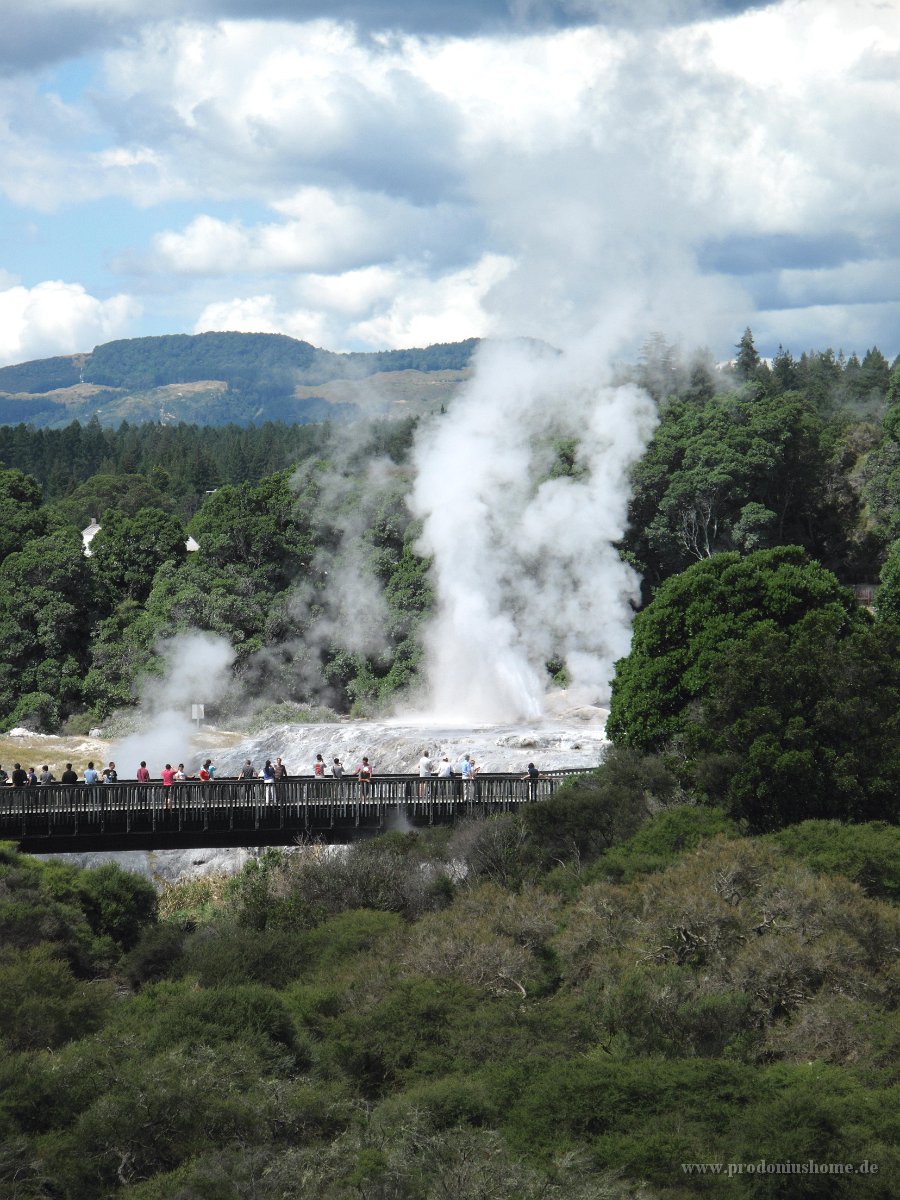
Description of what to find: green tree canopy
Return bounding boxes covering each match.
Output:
[52,473,173,530]
[0,467,47,563]
[0,529,97,728]
[606,545,861,754]
[89,507,187,605]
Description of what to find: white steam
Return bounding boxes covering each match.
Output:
[408,336,656,722]
[112,632,236,775]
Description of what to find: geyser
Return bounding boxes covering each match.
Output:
[409,336,656,723]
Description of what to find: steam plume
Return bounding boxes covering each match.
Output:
[409,336,656,722]
[112,632,236,775]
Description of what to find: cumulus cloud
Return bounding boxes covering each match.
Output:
[151,188,480,277]
[3,0,759,74]
[1,0,898,360]
[0,281,138,367]
[195,253,511,350]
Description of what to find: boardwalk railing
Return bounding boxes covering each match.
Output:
[0,771,590,853]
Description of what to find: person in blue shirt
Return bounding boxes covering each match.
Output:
[83,761,100,784]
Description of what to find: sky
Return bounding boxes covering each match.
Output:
[1,0,898,368]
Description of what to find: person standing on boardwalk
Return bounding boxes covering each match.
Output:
[83,762,100,785]
[356,756,373,795]
[459,754,474,800]
[520,762,544,801]
[60,763,78,785]
[417,750,434,797]
[160,763,176,810]
[10,764,27,787]
[136,761,151,783]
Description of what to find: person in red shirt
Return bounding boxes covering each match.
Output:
[136,761,151,783]
[160,763,176,809]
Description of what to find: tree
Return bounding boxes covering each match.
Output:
[623,390,843,585]
[51,473,173,530]
[0,467,47,564]
[89,507,187,605]
[694,610,900,829]
[875,540,900,623]
[0,530,97,728]
[734,327,760,381]
[606,546,861,754]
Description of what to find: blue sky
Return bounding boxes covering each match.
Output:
[0,0,898,367]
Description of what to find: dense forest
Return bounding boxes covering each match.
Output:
[0,328,898,1198]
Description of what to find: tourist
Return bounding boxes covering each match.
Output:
[460,753,479,800]
[60,763,78,785]
[83,761,100,785]
[136,761,151,783]
[102,761,118,784]
[174,763,187,781]
[273,757,288,780]
[520,761,544,800]
[26,767,37,786]
[197,760,212,782]
[417,749,434,797]
[437,755,453,778]
[356,756,373,794]
[331,757,344,779]
[160,763,176,810]
[313,753,326,776]
[0,765,7,785]
[10,764,27,787]
[39,765,55,785]
[261,758,276,803]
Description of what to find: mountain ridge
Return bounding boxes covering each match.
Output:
[0,331,480,428]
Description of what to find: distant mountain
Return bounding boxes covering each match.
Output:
[0,332,479,428]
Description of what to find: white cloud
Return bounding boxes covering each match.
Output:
[0,280,138,366]
[1,0,899,359]
[152,188,477,276]
[350,253,513,348]
[194,253,511,350]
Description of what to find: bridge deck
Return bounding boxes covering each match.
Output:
[0,772,583,853]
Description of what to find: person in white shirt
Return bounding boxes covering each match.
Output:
[418,750,434,797]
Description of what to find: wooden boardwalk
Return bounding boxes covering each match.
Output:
[0,771,586,853]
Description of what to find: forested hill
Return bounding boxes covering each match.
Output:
[0,332,479,428]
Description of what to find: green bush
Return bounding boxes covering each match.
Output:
[0,947,113,1051]
[770,820,900,901]
[125,980,301,1062]
[592,805,740,883]
[123,922,187,987]
[179,920,309,988]
[523,746,682,870]
[76,863,158,953]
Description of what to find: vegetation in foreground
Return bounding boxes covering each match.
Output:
[1,763,897,1198]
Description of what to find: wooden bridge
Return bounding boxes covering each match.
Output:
[0,771,585,853]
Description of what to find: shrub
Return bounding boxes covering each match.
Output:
[179,921,309,988]
[593,805,740,883]
[770,820,900,901]
[76,863,158,953]
[123,922,187,987]
[522,746,680,869]
[0,947,113,1051]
